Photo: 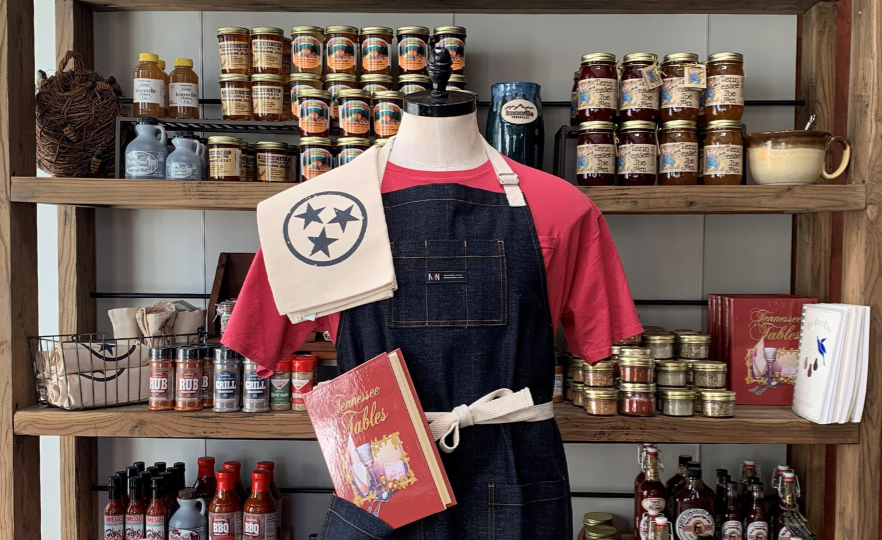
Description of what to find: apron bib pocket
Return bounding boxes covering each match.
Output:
[488,478,569,540]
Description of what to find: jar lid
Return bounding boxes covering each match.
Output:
[678,333,711,343]
[326,25,358,34]
[661,120,698,131]
[610,345,621,354]
[373,90,405,100]
[255,141,289,151]
[708,52,744,63]
[434,25,467,36]
[325,73,358,82]
[619,356,654,367]
[360,74,394,83]
[580,53,616,63]
[659,389,696,399]
[374,138,389,146]
[397,26,430,35]
[656,360,688,371]
[149,346,175,360]
[622,52,657,63]
[584,388,619,399]
[298,88,331,99]
[584,360,614,371]
[178,488,199,500]
[643,333,675,343]
[619,382,657,392]
[701,390,737,401]
[572,382,585,389]
[579,121,616,131]
[705,120,744,130]
[207,136,243,146]
[291,356,318,371]
[336,137,372,146]
[138,53,159,63]
[275,359,292,372]
[284,37,291,44]
[618,346,653,358]
[219,74,250,83]
[172,58,193,68]
[292,25,324,34]
[251,27,284,35]
[692,360,727,372]
[243,143,255,151]
[360,26,394,35]
[252,74,285,83]
[449,74,468,83]
[583,512,614,526]
[585,525,618,539]
[290,73,322,82]
[214,346,241,362]
[663,52,700,63]
[619,120,658,131]
[217,27,250,36]
[338,88,370,99]
[176,345,206,360]
[300,136,333,146]
[399,74,431,83]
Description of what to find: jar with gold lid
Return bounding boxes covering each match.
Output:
[251,74,284,121]
[577,121,617,186]
[583,360,615,387]
[572,382,585,407]
[337,88,371,137]
[360,74,394,95]
[287,145,298,182]
[701,389,736,417]
[643,333,675,359]
[255,141,290,183]
[620,356,655,384]
[251,27,285,75]
[290,73,322,119]
[336,137,371,166]
[617,121,658,186]
[240,143,256,182]
[677,333,711,359]
[660,388,696,417]
[372,91,404,138]
[297,88,331,137]
[620,52,660,123]
[661,52,702,122]
[281,37,292,77]
[447,74,468,91]
[705,52,745,121]
[291,26,323,75]
[219,74,252,120]
[397,26,430,74]
[578,53,618,122]
[433,26,467,74]
[208,136,242,181]
[360,26,393,75]
[573,358,585,383]
[300,136,334,182]
[282,79,293,121]
[619,383,656,417]
[325,25,358,75]
[374,138,389,147]
[398,74,431,95]
[325,73,358,127]
[659,120,699,185]
[703,120,744,185]
[218,27,251,75]
[655,360,689,387]
[692,360,727,388]
[579,520,617,540]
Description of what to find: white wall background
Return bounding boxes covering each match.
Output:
[33,5,798,539]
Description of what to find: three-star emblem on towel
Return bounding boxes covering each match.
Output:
[283,192,369,267]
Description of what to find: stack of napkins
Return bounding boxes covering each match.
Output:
[792,304,870,424]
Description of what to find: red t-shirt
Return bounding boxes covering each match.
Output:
[222,157,643,374]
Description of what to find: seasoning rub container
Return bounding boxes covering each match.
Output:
[692,361,727,388]
[292,355,318,412]
[175,346,203,412]
[213,347,241,413]
[660,388,696,417]
[200,346,214,409]
[701,389,736,417]
[243,359,269,413]
[677,333,711,359]
[269,358,292,411]
[148,346,176,411]
[655,360,689,387]
[583,360,615,387]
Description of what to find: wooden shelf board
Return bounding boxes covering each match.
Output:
[14,402,858,443]
[12,177,867,215]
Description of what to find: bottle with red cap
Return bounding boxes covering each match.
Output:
[209,469,243,540]
[223,461,249,504]
[256,461,282,539]
[243,470,277,540]
[194,456,218,501]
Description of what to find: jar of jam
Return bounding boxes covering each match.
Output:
[572,382,585,407]
[360,26,393,75]
[705,52,745,121]
[619,382,656,417]
[397,26,430,75]
[287,145,298,182]
[324,73,357,126]
[255,141,290,182]
[251,74,285,121]
[217,27,251,75]
[281,37,292,76]
[300,137,334,181]
[620,53,660,123]
[282,80,292,121]
[447,74,467,91]
[208,136,242,181]
[577,121,617,186]
[219,74,252,120]
[289,73,322,119]
[325,25,358,75]
[291,26,323,75]
[578,53,618,122]
[584,388,619,416]
[661,53,701,122]
[360,74,394,95]
[297,88,331,137]
[337,89,371,137]
[433,26,467,74]
[250,27,284,75]
[617,121,658,186]
[659,120,699,185]
[703,120,743,185]
[399,74,431,95]
[336,137,371,167]
[240,143,256,182]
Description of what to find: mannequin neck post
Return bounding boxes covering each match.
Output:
[388,111,488,172]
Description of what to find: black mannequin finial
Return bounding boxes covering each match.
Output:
[428,47,452,100]
[403,45,475,117]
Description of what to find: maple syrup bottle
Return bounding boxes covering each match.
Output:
[773,472,799,540]
[146,477,168,540]
[716,481,742,540]
[104,476,126,540]
[125,477,146,540]
[636,447,668,540]
[666,455,693,493]
[194,456,219,501]
[715,470,731,516]
[667,461,701,519]
[744,481,769,540]
[673,467,715,540]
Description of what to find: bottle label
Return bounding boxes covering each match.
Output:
[747,521,769,540]
[706,75,745,107]
[209,511,242,539]
[170,83,199,108]
[339,99,371,135]
[220,87,252,117]
[105,514,125,540]
[149,366,175,404]
[292,35,321,69]
[291,377,315,404]
[661,77,700,109]
[778,525,793,539]
[145,515,166,540]
[244,512,276,540]
[374,102,402,137]
[290,84,316,117]
[125,151,166,179]
[361,37,390,72]
[639,498,666,540]
[338,148,364,167]
[501,99,539,125]
[675,508,714,540]
[577,144,616,175]
[621,78,660,111]
[202,363,215,405]
[209,148,242,179]
[437,37,465,70]
[125,514,146,539]
[617,144,658,175]
[244,371,268,407]
[723,520,744,540]
[257,153,289,183]
[399,84,426,96]
[214,368,240,405]
[252,37,283,70]
[552,373,563,397]
[683,64,708,89]
[299,99,330,133]
[239,152,253,182]
[570,89,578,120]
[705,144,743,177]
[169,527,205,540]
[167,162,200,180]
[175,366,202,403]
[578,78,617,111]
[398,37,427,71]
[327,37,356,71]
[327,83,352,119]
[301,148,332,181]
[660,142,699,173]
[133,78,164,106]
[253,85,283,116]
[219,40,250,71]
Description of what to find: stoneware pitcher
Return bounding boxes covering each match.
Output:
[745,130,851,185]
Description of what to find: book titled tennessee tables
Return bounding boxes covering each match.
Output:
[304,349,455,528]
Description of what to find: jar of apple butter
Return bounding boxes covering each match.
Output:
[251,27,284,75]
[217,27,251,75]
[282,80,293,121]
[300,137,334,181]
[661,53,701,122]
[324,73,357,127]
[325,25,358,75]
[337,89,371,137]
[372,91,404,138]
[291,26,323,75]
[219,74,252,120]
[659,120,699,185]
[397,26,430,75]
[360,74,394,95]
[577,121,617,186]
[705,52,745,121]
[287,145,298,182]
[578,53,618,123]
[255,142,290,183]
[399,74,431,95]
[240,143,256,182]
[620,53,660,123]
[447,74,467,91]
[289,73,322,119]
[617,121,658,186]
[297,88,331,137]
[251,74,285,121]
[208,136,242,181]
[360,26,393,75]
[703,120,744,185]
[282,37,292,77]
[433,26,467,74]
[336,137,371,166]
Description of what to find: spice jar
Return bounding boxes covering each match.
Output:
[397,26,430,75]
[360,26,393,75]
[292,355,318,412]
[148,346,176,411]
[213,347,241,413]
[617,121,658,186]
[583,388,618,416]
[705,52,745,121]
[133,53,165,118]
[169,58,199,119]
[337,89,371,137]
[297,88,331,137]
[269,359,292,411]
[291,26,323,75]
[201,346,214,409]
[620,53,660,123]
[251,74,285,121]
[660,389,695,417]
[677,333,711,359]
[701,390,736,418]
[565,378,574,401]
[360,74,394,94]
[433,26,467,74]
[175,346,203,411]
[208,136,242,181]
[577,121,617,186]
[617,334,642,346]
[255,141,290,182]
[398,74,431,95]
[620,356,655,384]
[299,137,334,181]
[217,27,251,75]
[243,359,269,413]
[372,91,404,139]
[703,120,744,185]
[325,25,358,75]
[658,120,699,185]
[572,356,585,383]
[240,143,257,182]
[219,74,252,120]
[572,382,585,407]
[655,361,689,387]
[289,73,322,119]
[578,53,618,122]
[585,525,618,540]
[250,27,285,75]
[692,361,727,388]
[336,137,371,166]
[619,382,656,417]
[643,333,675,359]
[584,361,615,387]
[324,73,357,126]
[661,53,702,122]
[683,359,694,385]
[447,74,468,91]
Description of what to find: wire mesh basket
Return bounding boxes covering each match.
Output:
[30,332,206,411]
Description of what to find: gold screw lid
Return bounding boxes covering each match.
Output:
[217,27,250,36]
[173,58,193,67]
[336,137,372,147]
[374,138,389,146]
[360,26,394,35]
[643,333,675,343]
[219,74,250,83]
[663,52,700,64]
[337,88,370,99]
[659,388,696,399]
[692,361,727,372]
[448,74,468,83]
[656,360,689,371]
[661,120,698,131]
[581,53,616,63]
[585,525,618,539]
[584,360,614,371]
[619,356,655,367]
[326,25,358,35]
[299,136,333,146]
[397,26,430,35]
[291,25,324,35]
[207,136,243,146]
[360,74,394,83]
[290,73,322,83]
[373,90,405,100]
[619,120,658,131]
[583,512,615,527]
[251,27,284,36]
[618,346,653,358]
[583,388,619,399]
[255,141,289,151]
[325,73,358,83]
[707,52,744,63]
[678,333,712,343]
[297,88,331,100]
[434,25,467,36]
[579,121,617,131]
[619,382,657,392]
[701,389,736,401]
[705,120,744,130]
[399,74,432,83]
[252,74,285,83]
[623,52,658,63]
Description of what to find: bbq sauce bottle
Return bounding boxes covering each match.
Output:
[673,467,715,540]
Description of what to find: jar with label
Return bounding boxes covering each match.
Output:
[661,389,696,417]
[218,27,251,75]
[292,355,318,411]
[659,120,699,185]
[433,26,467,74]
[282,80,292,121]
[148,346,175,411]
[397,26,430,75]
[692,361,727,388]
[201,346,215,409]
[255,141,290,182]
[133,53,165,118]
[447,74,467,91]
[208,136,242,181]
[360,74,394,95]
[583,361,615,387]
[553,362,564,403]
[619,382,656,416]
[578,53,618,122]
[175,346,203,411]
[336,137,371,166]
[287,145,299,182]
[251,27,284,75]
[570,71,580,127]
[577,121,617,186]
[573,359,584,383]
[157,59,169,116]
[703,120,743,185]
[300,137,334,181]
[213,347,241,413]
[398,74,431,95]
[359,26,393,75]
[372,91,404,138]
[644,333,675,359]
[244,470,277,540]
[701,390,736,417]
[661,53,702,122]
[291,26,323,75]
[282,37,292,77]
[324,25,358,75]
[324,73,357,127]
[620,53,660,123]
[251,74,285,121]
[297,88,331,137]
[677,334,711,359]
[655,361,689,387]
[169,58,199,119]
[243,359,269,413]
[289,73,322,119]
[219,74,252,120]
[617,121,658,186]
[241,143,257,182]
[705,52,744,121]
[269,359,292,411]
[336,89,371,137]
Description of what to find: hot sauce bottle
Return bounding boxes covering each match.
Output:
[744,482,769,540]
[673,467,715,540]
[666,455,692,494]
[636,447,668,540]
[105,476,126,540]
[773,472,799,539]
[223,461,249,503]
[146,477,168,540]
[125,477,146,540]
[210,469,243,540]
[194,456,218,501]
[739,461,760,512]
[715,470,731,516]
[256,461,283,539]
[115,471,131,508]
[243,470,277,540]
[160,471,179,523]
[717,481,743,540]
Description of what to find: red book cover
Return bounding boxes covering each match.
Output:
[304,349,455,528]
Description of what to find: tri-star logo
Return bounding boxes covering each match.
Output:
[283,191,368,266]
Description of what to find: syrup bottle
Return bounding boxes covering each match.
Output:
[104,476,126,540]
[169,58,200,119]
[125,477,146,540]
[666,455,693,493]
[146,477,168,540]
[635,444,656,494]
[673,467,715,540]
[636,447,668,540]
[717,480,742,540]
[773,472,800,540]
[194,456,218,501]
[743,481,769,540]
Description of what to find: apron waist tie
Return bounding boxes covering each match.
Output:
[425,388,554,453]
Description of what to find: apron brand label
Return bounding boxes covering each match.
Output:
[425,271,468,283]
[501,99,538,125]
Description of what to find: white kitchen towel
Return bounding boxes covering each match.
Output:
[108,307,143,339]
[40,340,149,375]
[136,300,178,341]
[40,365,150,410]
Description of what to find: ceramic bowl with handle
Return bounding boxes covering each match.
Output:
[744,130,851,185]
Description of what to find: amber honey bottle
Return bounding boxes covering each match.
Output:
[133,53,165,118]
[169,58,200,119]
[673,468,715,540]
[636,447,668,540]
[157,59,169,117]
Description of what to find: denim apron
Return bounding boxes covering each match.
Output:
[317,140,572,540]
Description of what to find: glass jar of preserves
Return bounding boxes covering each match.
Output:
[572,382,585,407]
[325,73,357,127]
[658,120,699,185]
[661,53,701,122]
[399,74,431,95]
[644,333,675,359]
[620,53,660,123]
[433,26,467,74]
[619,382,656,417]
[282,80,293,121]
[337,89,371,137]
[576,121,617,186]
[701,389,736,417]
[397,26,430,75]
[655,361,689,387]
[336,137,371,166]
[705,52,745,121]
[325,25,358,75]
[583,361,615,387]
[291,26,323,75]
[281,37,292,77]
[219,74,252,120]
[660,389,696,417]
[617,121,658,186]
[251,74,284,121]
[217,27,251,75]
[704,120,744,185]
[620,356,655,384]
[255,141,290,182]
[692,361,727,388]
[208,136,242,181]
[360,74,394,94]
[677,334,711,359]
[374,138,389,147]
[447,74,468,91]
[300,137,334,181]
[289,73,322,119]
[360,26,393,75]
[287,145,298,182]
[578,53,618,122]
[297,88,331,137]
[240,143,256,182]
[250,27,284,75]
[584,388,618,416]
[372,91,403,139]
